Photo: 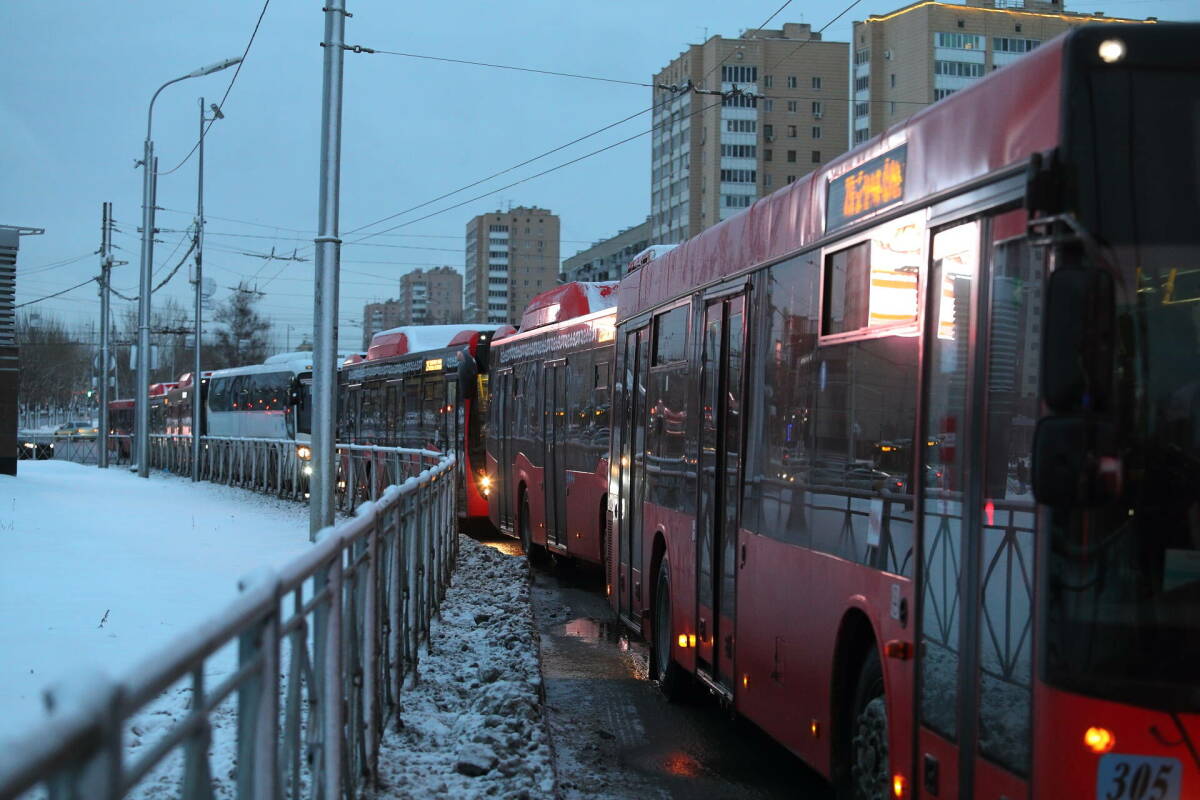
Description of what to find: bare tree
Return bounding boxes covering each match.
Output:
[213,283,271,368]
[17,313,92,410]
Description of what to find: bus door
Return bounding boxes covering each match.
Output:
[494,368,514,532]
[617,326,650,625]
[543,358,568,549]
[917,212,1033,799]
[696,293,747,691]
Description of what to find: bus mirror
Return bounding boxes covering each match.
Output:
[458,358,478,400]
[1032,416,1119,507]
[1041,265,1115,413]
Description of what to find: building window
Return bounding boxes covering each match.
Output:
[812,101,823,115]
[721,65,759,83]
[787,150,797,162]
[720,144,757,158]
[957,19,964,28]
[935,32,983,50]
[786,75,797,88]
[762,98,774,112]
[764,149,773,161]
[855,76,869,91]
[786,175,796,184]
[726,119,757,133]
[787,100,798,113]
[812,126,822,139]
[934,88,958,100]
[854,48,870,65]
[935,59,985,78]
[722,93,758,108]
[890,73,896,88]
[787,125,797,138]
[855,101,869,117]
[812,150,821,163]
[723,194,753,208]
[764,75,773,88]
[719,168,757,183]
[763,124,774,140]
[993,36,1040,53]
[812,76,822,89]
[854,129,870,145]
[764,174,773,187]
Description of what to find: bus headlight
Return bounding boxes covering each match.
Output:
[296,445,312,460]
[478,474,492,496]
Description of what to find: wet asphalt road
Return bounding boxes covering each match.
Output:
[474,530,832,800]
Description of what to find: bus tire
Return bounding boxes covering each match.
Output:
[652,556,686,701]
[519,491,541,564]
[847,648,888,800]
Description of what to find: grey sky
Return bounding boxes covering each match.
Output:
[1,0,1179,350]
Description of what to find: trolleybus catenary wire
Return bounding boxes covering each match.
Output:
[155,0,272,177]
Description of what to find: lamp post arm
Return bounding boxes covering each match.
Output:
[146,74,192,143]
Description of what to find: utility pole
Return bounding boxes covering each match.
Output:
[310,0,347,539]
[98,202,112,468]
[192,97,222,482]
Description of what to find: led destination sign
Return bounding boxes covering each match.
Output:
[827,144,907,231]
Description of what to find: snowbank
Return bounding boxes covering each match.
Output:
[372,537,554,799]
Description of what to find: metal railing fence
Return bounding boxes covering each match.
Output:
[17,431,102,465]
[143,435,441,511]
[0,454,458,800]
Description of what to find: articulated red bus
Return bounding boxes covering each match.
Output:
[484,282,619,562]
[608,24,1199,800]
[339,324,503,526]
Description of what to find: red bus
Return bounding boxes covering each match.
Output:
[484,281,619,562]
[339,324,503,526]
[608,24,1199,800]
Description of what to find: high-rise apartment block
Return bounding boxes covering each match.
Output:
[398,266,462,326]
[560,218,651,283]
[651,23,849,243]
[851,0,1151,144]
[361,299,403,350]
[464,207,560,326]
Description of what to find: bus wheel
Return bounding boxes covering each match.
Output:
[519,492,538,563]
[652,557,685,701]
[849,649,888,800]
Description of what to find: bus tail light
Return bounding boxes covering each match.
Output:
[892,774,907,797]
[1084,726,1115,754]
[884,640,912,660]
[677,634,689,648]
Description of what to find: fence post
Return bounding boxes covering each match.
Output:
[235,582,281,800]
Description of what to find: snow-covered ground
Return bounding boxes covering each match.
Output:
[0,460,311,744]
[1,461,555,799]
[373,538,554,800]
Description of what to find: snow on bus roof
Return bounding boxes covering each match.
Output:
[208,359,312,379]
[518,281,618,332]
[367,324,496,360]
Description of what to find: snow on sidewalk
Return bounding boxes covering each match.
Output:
[0,460,311,745]
[372,537,555,800]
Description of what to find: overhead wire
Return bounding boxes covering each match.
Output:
[155,0,272,177]
[367,50,653,87]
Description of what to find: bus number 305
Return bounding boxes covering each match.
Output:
[1098,755,1182,800]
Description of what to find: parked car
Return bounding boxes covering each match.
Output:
[53,421,98,438]
[18,439,54,459]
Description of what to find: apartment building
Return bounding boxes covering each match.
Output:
[464,207,560,326]
[560,218,651,283]
[398,266,462,326]
[650,23,849,243]
[851,0,1153,144]
[361,299,403,350]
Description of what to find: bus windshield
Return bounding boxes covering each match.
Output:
[1045,66,1200,710]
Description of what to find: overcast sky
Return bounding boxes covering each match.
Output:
[1,0,1181,350]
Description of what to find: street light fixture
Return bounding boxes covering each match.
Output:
[134,56,240,478]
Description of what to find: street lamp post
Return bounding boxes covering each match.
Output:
[135,57,240,478]
[192,98,224,482]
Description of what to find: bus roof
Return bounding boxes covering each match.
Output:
[366,324,497,360]
[208,359,312,379]
[616,27,1072,322]
[518,281,619,331]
